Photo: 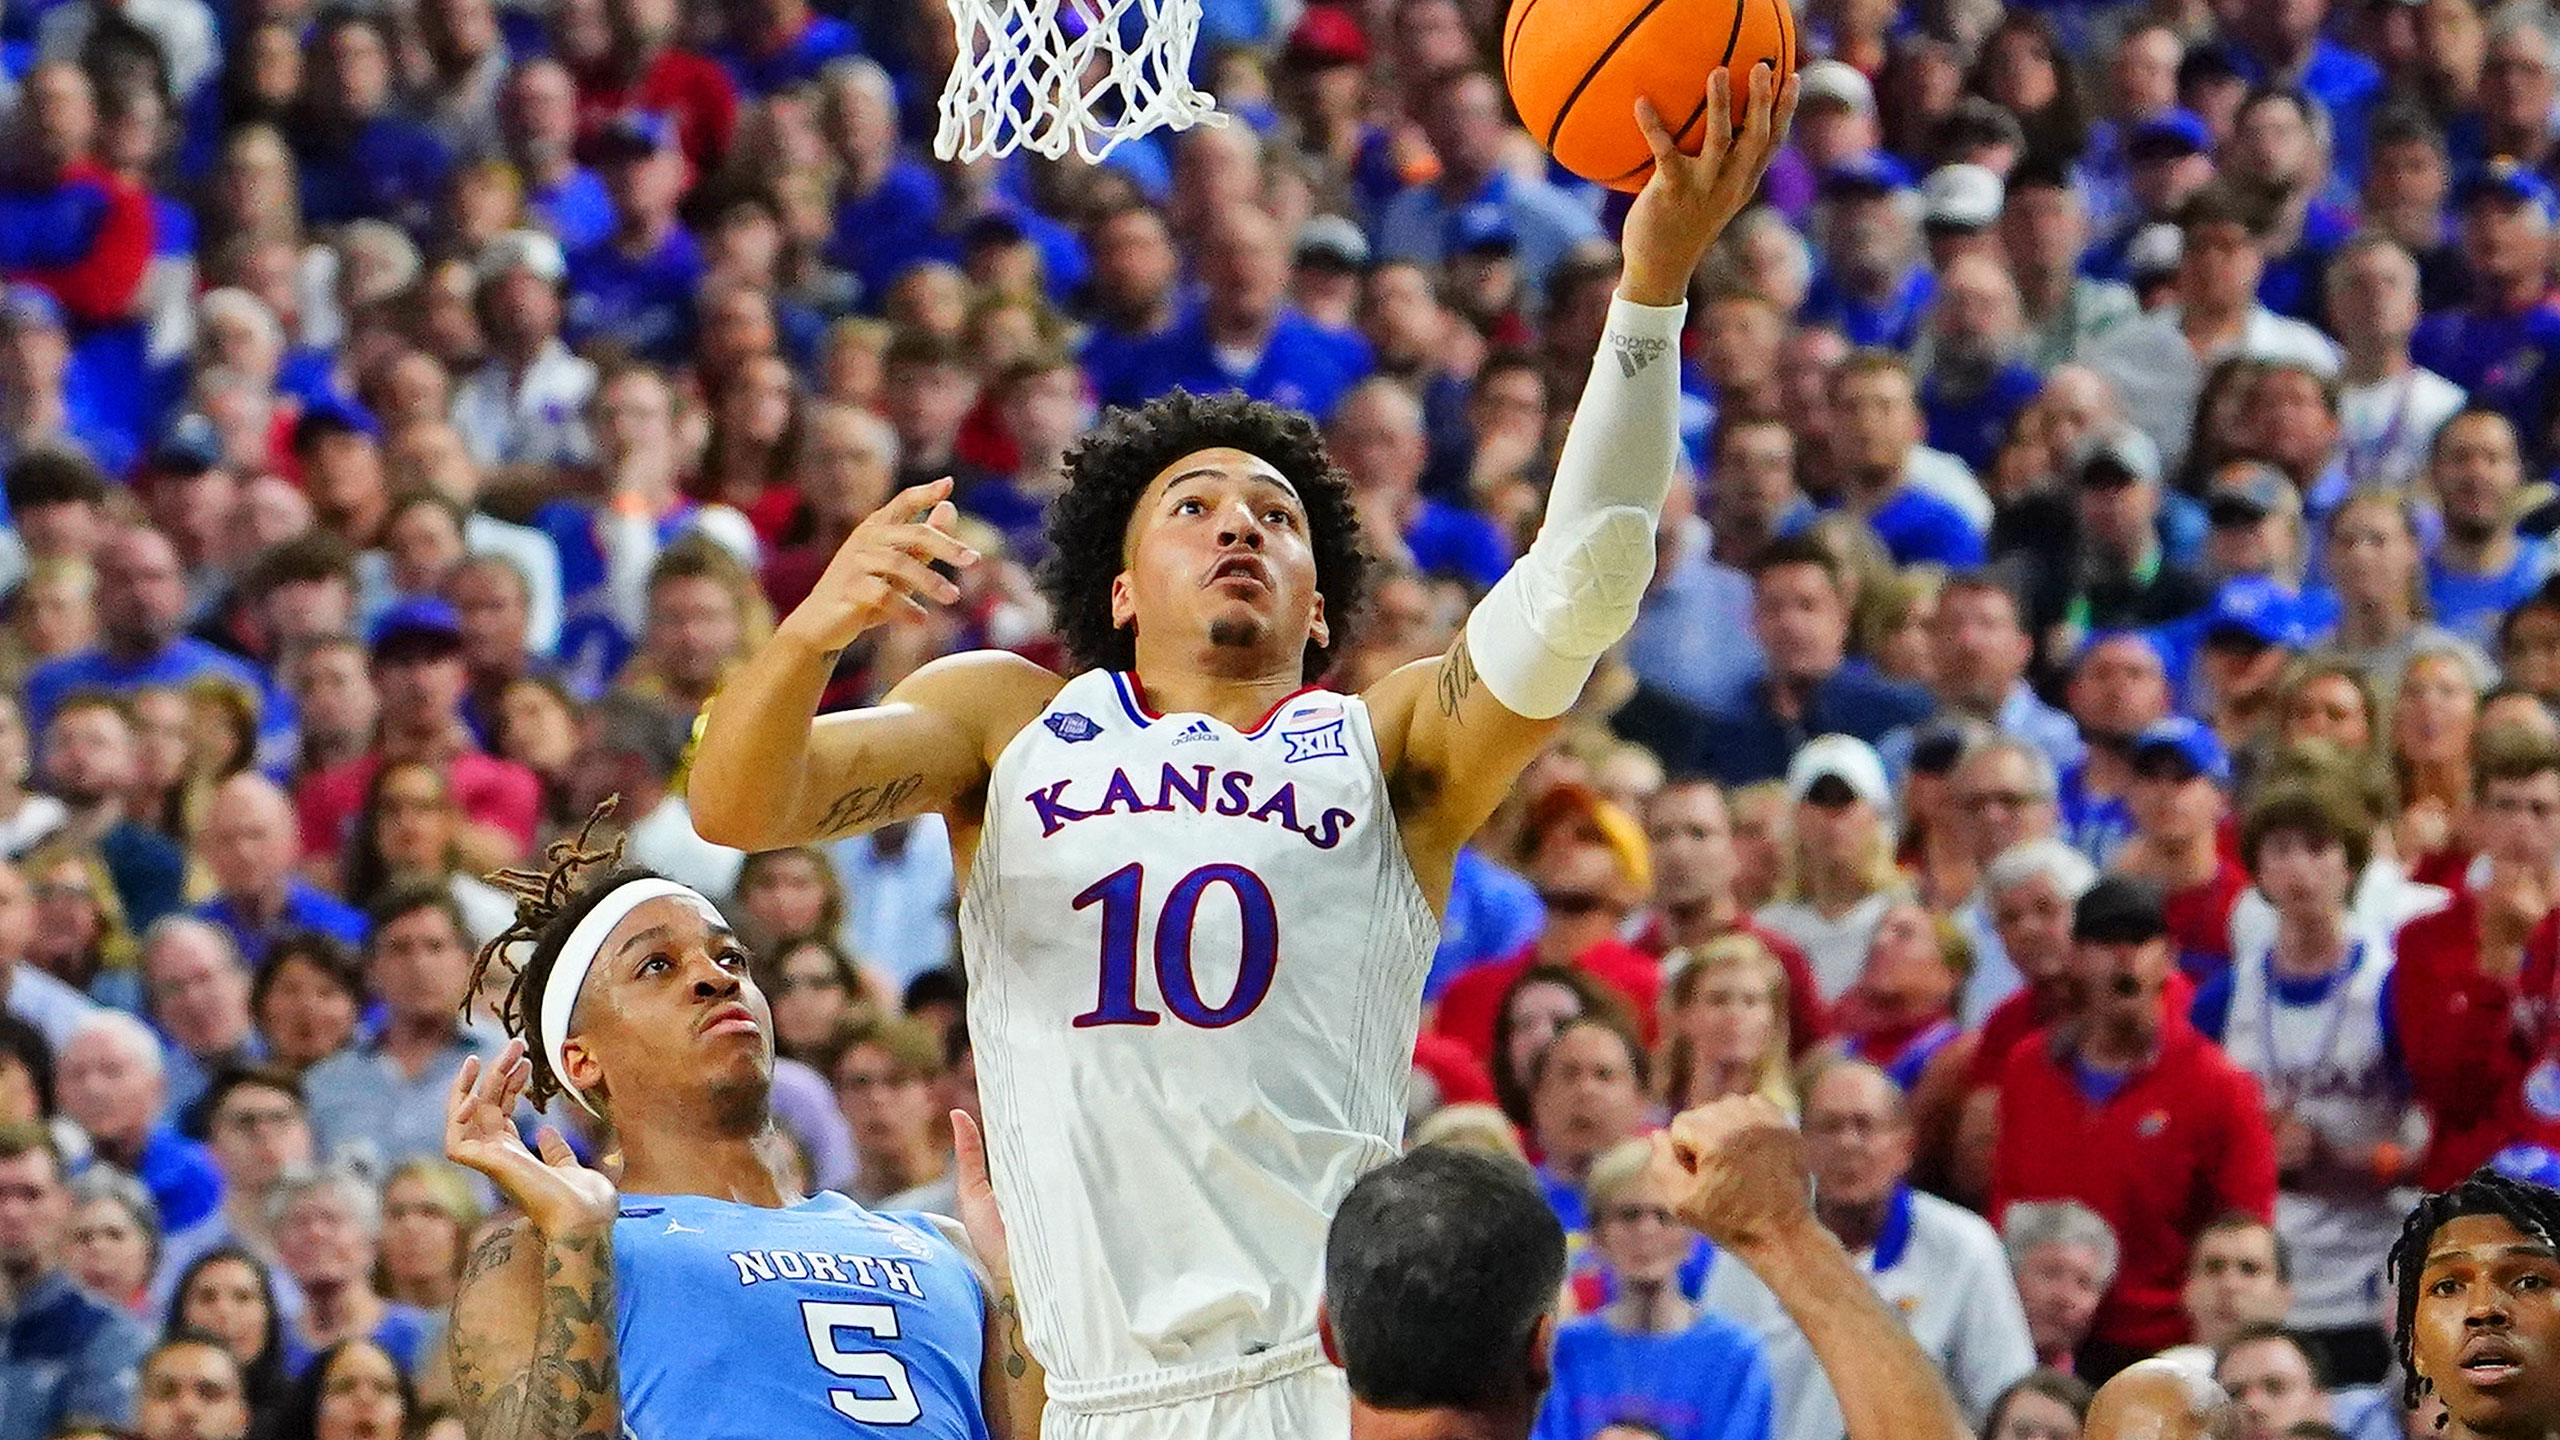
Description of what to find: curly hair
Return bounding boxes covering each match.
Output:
[1037,389,1369,681]
[467,800,661,1112]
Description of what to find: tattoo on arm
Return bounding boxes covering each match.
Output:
[995,1291,1029,1380]
[816,771,926,835]
[453,1229,619,1440]
[458,1227,518,1288]
[1435,638,1478,719]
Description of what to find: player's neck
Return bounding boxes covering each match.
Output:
[1124,652,1313,733]
[619,1126,797,1206]
[1349,1390,1538,1440]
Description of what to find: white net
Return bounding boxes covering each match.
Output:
[935,0,1225,164]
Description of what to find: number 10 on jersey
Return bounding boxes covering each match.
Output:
[1071,863,1279,1029]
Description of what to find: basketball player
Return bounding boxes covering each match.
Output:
[2390,1167,2560,1439]
[440,821,1043,1440]
[1320,1097,1968,1440]
[689,67,1797,1440]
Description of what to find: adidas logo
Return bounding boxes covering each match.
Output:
[1173,719,1217,745]
[1611,333,1669,379]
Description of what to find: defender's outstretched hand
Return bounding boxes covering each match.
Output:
[445,1038,617,1238]
[776,478,983,654]
[1620,63,1799,306]
[952,1110,1011,1284]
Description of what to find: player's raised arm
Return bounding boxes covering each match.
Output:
[1652,1098,1971,1440]
[687,479,1055,852]
[443,1041,623,1440]
[1372,65,1797,859]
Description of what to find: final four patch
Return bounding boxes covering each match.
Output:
[1045,712,1102,743]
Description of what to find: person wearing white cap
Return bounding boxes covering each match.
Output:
[1753,734,1906,1002]
[1920,164,2005,270]
[452,228,598,472]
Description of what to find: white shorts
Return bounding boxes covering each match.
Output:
[1040,1340,1349,1440]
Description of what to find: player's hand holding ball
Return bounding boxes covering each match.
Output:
[1507,0,1798,306]
[1646,1096,1816,1253]
[446,1038,619,1238]
[778,477,983,654]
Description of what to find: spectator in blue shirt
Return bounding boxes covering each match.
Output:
[2083,111,2215,283]
[24,525,277,746]
[2413,162,2560,470]
[565,111,704,368]
[501,59,614,254]
[0,1123,149,1440]
[2424,406,2556,649]
[712,0,862,97]
[2213,0,2382,186]
[818,58,944,314]
[37,697,186,934]
[60,1011,224,1235]
[1669,534,1939,786]
[1917,253,2045,475]
[0,286,134,480]
[193,774,367,965]
[1329,378,1508,590]
[1535,1139,1775,1440]
[1079,203,1186,408]
[1124,203,1371,418]
[1828,354,1987,568]
[288,11,452,233]
[1804,157,1936,353]
[1374,67,1603,296]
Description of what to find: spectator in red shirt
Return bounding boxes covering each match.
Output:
[1924,837,2097,1204]
[570,0,738,177]
[2397,724,2560,1188]
[0,62,152,327]
[1631,776,1828,1053]
[294,598,540,873]
[1434,784,1661,1060]
[2116,717,2251,982]
[1991,874,2279,1380]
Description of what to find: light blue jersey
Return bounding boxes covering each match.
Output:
[613,1191,991,1440]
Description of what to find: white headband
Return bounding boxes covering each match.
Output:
[539,878,723,1115]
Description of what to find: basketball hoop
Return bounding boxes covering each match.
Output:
[935,0,1225,164]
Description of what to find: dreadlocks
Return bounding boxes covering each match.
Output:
[467,798,660,1111]
[2389,1166,2560,1410]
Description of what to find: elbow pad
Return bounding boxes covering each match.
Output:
[1463,505,1657,720]
[1459,294,1684,720]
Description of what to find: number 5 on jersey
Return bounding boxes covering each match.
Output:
[1072,863,1279,1029]
[803,1301,921,1424]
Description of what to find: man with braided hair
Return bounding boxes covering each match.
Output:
[2387,1167,2560,1438]
[439,810,1043,1440]
[689,70,1796,1440]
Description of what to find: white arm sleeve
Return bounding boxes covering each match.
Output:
[1462,295,1686,719]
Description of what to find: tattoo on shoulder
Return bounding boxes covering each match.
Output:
[1435,639,1478,719]
[817,771,926,835]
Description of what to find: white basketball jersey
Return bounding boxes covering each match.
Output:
[958,669,1438,1396]
[2219,933,2412,1330]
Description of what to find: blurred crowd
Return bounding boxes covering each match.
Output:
[4,0,2560,1435]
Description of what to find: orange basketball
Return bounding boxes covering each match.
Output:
[1504,0,1797,194]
